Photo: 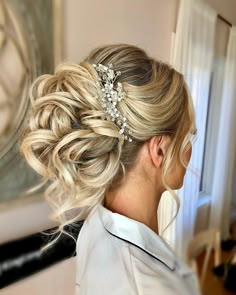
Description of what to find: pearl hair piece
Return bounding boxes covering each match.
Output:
[93,63,132,142]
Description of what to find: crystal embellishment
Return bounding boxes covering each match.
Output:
[93,63,132,142]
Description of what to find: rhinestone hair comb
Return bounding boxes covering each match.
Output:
[93,63,132,142]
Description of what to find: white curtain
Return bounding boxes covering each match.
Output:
[209,26,236,239]
[159,0,216,258]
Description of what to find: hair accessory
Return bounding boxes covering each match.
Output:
[93,63,132,142]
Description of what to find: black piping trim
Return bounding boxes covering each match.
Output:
[104,228,176,272]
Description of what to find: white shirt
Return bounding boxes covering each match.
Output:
[75,204,201,295]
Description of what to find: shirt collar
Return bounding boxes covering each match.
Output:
[97,204,176,271]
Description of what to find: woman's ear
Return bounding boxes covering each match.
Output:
[148,136,171,168]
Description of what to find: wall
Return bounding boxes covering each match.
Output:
[0,195,56,244]
[206,0,236,25]
[1,257,76,295]
[62,0,179,62]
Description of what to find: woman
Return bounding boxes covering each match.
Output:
[20,44,200,294]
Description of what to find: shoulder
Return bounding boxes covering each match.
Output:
[75,207,137,294]
[75,205,200,295]
[128,245,199,295]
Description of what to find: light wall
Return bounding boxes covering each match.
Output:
[206,0,236,25]
[62,0,179,62]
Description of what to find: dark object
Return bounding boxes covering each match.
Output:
[212,263,236,292]
[224,263,236,292]
[212,263,225,277]
[221,239,236,251]
[212,246,236,293]
[0,220,84,289]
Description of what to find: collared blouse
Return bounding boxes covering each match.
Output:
[75,204,201,294]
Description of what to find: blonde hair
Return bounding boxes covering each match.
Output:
[20,44,195,251]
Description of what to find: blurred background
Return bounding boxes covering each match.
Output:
[0,0,236,294]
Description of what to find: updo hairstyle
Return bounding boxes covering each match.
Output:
[20,44,195,250]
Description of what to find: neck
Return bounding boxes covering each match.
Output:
[105,171,163,235]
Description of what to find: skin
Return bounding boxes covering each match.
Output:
[105,135,192,235]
